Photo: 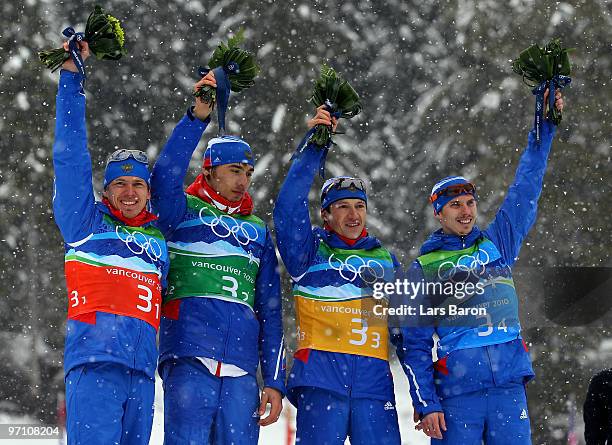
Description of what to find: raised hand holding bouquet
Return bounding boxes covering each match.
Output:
[511,38,572,143]
[194,30,260,135]
[309,64,362,147]
[38,5,126,80]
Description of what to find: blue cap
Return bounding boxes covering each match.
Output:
[430,176,477,213]
[104,158,150,188]
[320,176,368,210]
[203,136,255,168]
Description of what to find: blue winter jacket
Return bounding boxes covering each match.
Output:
[53,70,170,379]
[396,121,557,416]
[273,130,402,404]
[150,112,286,395]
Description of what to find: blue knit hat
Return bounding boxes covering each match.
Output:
[203,136,255,168]
[104,151,150,188]
[430,176,478,214]
[321,176,367,210]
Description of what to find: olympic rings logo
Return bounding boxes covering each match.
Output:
[437,248,490,283]
[328,253,386,284]
[199,207,259,246]
[115,226,163,262]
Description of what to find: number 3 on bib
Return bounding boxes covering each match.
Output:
[136,284,160,320]
[477,313,508,337]
[349,318,381,349]
[70,290,87,307]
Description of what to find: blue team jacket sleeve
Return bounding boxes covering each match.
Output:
[391,253,402,279]
[483,121,557,266]
[393,261,443,417]
[52,70,98,244]
[255,228,286,395]
[273,129,327,278]
[160,249,170,295]
[150,111,209,236]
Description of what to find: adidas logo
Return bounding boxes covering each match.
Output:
[384,401,395,411]
[252,410,260,418]
[214,157,221,162]
[519,409,528,420]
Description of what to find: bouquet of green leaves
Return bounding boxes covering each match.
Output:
[194,29,260,104]
[511,38,572,127]
[38,5,126,73]
[309,64,362,147]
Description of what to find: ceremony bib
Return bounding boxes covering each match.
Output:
[295,295,389,360]
[65,259,162,330]
[164,197,265,310]
[293,241,395,361]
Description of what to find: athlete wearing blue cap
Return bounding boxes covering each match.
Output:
[150,71,285,444]
[52,42,169,445]
[396,90,565,444]
[274,106,403,444]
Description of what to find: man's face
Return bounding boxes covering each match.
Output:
[204,163,254,202]
[321,199,367,239]
[104,176,150,218]
[437,194,478,236]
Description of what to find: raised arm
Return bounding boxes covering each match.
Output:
[484,91,564,265]
[150,74,215,235]
[273,107,336,277]
[52,42,97,244]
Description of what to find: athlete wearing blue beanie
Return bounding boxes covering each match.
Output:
[202,136,255,168]
[274,105,403,445]
[429,176,478,214]
[397,89,565,444]
[150,69,285,445]
[104,149,151,188]
[320,176,367,210]
[102,149,152,220]
[52,41,169,445]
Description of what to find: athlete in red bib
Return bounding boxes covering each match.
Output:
[52,41,170,445]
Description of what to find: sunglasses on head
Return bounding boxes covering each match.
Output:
[429,182,477,203]
[106,149,149,166]
[322,177,366,197]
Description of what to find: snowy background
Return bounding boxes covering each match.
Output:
[0,0,610,443]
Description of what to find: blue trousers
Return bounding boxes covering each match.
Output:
[161,358,260,445]
[295,386,401,445]
[432,382,532,444]
[65,362,154,445]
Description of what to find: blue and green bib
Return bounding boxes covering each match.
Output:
[417,237,521,356]
[165,195,266,310]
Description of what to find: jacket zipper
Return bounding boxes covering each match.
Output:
[348,354,356,398]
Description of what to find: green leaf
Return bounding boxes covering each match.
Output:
[38,48,70,72]
[309,63,362,146]
[511,38,573,125]
[227,29,246,49]
[559,53,571,76]
[38,4,127,72]
[195,30,260,98]
[511,38,573,87]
